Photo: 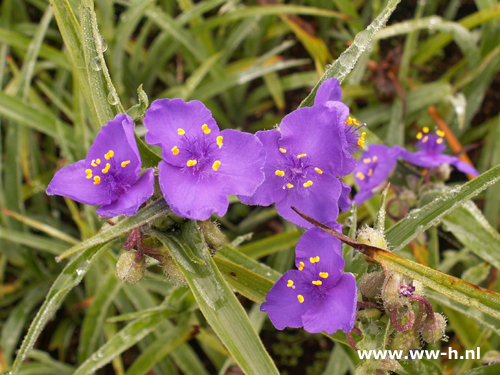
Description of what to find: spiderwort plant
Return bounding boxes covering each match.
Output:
[46,114,155,217]
[261,223,357,334]
[143,98,265,220]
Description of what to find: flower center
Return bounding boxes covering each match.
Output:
[275,149,324,190]
[356,155,378,183]
[85,149,131,195]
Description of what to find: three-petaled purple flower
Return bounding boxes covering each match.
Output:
[143,98,265,220]
[261,223,357,334]
[47,114,154,217]
[240,79,362,228]
[400,127,479,176]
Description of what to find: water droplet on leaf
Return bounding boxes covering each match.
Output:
[91,56,102,71]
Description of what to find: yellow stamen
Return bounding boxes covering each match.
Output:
[91,160,97,167]
[121,161,130,168]
[310,256,320,263]
[437,138,443,144]
[275,170,285,177]
[178,128,185,135]
[423,127,430,133]
[85,169,92,179]
[363,158,371,164]
[105,150,114,160]
[367,169,373,177]
[212,160,221,171]
[422,136,429,143]
[312,280,322,286]
[303,180,313,187]
[319,272,329,278]
[287,280,294,287]
[314,167,323,174]
[358,132,366,148]
[297,295,304,303]
[187,160,197,167]
[356,172,365,181]
[202,124,211,134]
[102,163,111,174]
[416,132,423,140]
[93,176,101,185]
[171,146,179,155]
[279,148,287,153]
[436,130,445,137]
[373,156,378,163]
[345,116,360,126]
[297,154,307,158]
[216,136,223,147]
[96,158,101,165]
[286,183,294,189]
[299,262,304,271]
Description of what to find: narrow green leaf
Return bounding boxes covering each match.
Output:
[238,231,301,259]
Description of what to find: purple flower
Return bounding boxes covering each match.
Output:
[353,144,404,205]
[400,128,479,176]
[143,98,265,220]
[47,114,154,217]
[261,223,357,334]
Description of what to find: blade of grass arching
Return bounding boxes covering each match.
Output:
[299,0,401,108]
[26,350,75,375]
[154,222,280,375]
[385,164,500,253]
[56,198,170,261]
[0,228,68,255]
[238,231,301,259]
[10,242,111,375]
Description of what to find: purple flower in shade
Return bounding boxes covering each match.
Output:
[261,223,357,334]
[400,128,479,176]
[46,114,154,217]
[143,98,265,220]
[353,144,404,205]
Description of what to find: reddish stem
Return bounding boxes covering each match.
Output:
[346,332,358,351]
[389,309,415,332]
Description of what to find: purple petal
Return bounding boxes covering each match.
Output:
[214,129,265,196]
[313,78,343,106]
[302,273,358,334]
[448,157,479,176]
[353,189,375,206]
[275,173,341,228]
[46,160,117,206]
[96,169,155,217]
[86,114,141,186]
[239,129,287,206]
[158,161,228,220]
[338,180,352,212]
[261,270,319,330]
[400,150,479,175]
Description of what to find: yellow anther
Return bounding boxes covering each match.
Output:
[202,124,211,134]
[312,280,322,286]
[367,168,373,177]
[363,158,371,164]
[93,176,101,185]
[297,295,304,303]
[358,132,366,148]
[102,163,111,174]
[121,161,130,168]
[171,146,179,155]
[436,130,445,137]
[279,148,287,153]
[96,158,101,165]
[287,280,294,287]
[212,160,221,171]
[286,183,294,189]
[423,127,430,133]
[297,154,307,158]
[416,132,423,140]
[105,150,114,160]
[299,262,304,271]
[356,172,365,181]
[85,169,92,179]
[314,167,323,174]
[422,136,429,143]
[216,136,223,147]
[178,128,185,135]
[187,160,197,167]
[319,272,329,278]
[91,160,97,167]
[303,180,313,187]
[373,156,378,163]
[345,116,360,126]
[437,138,444,144]
[310,256,320,263]
[275,170,285,177]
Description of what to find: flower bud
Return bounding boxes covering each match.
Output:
[389,329,420,356]
[433,163,452,181]
[162,253,187,286]
[357,308,382,322]
[358,271,385,299]
[377,358,403,372]
[399,189,417,207]
[381,272,405,310]
[482,350,500,365]
[421,313,447,345]
[116,252,146,285]
[199,220,226,253]
[357,226,387,249]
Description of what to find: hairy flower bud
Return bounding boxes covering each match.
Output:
[357,226,387,249]
[357,308,382,322]
[482,350,500,365]
[382,272,405,310]
[421,313,447,345]
[116,252,146,285]
[358,271,385,299]
[389,329,420,356]
[162,253,187,286]
[199,220,226,253]
[377,358,403,372]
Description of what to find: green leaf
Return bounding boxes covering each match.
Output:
[237,231,301,259]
